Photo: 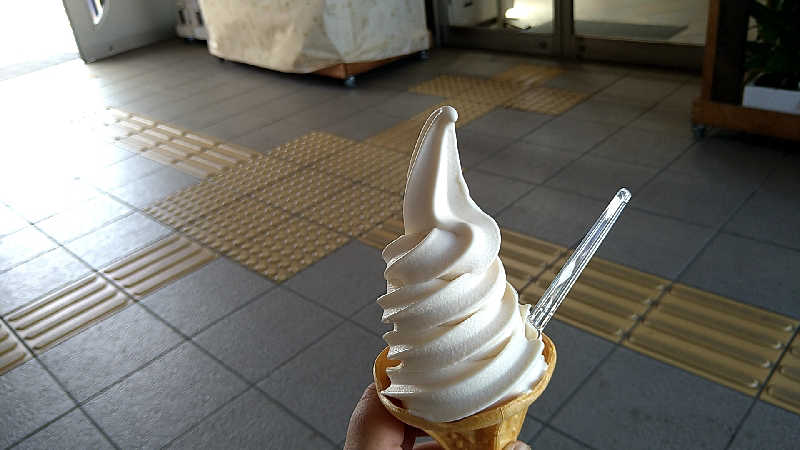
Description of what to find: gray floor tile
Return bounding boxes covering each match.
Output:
[15,409,112,450]
[284,98,363,130]
[144,258,273,336]
[546,156,658,201]
[170,389,335,449]
[259,323,385,443]
[562,99,648,126]
[725,160,800,250]
[463,108,552,140]
[197,96,307,141]
[464,169,535,215]
[533,428,591,450]
[529,321,615,422]
[285,241,386,316]
[84,342,246,449]
[629,106,693,137]
[597,208,714,280]
[552,347,751,450]
[65,213,170,269]
[84,155,164,191]
[455,129,515,169]
[0,226,56,272]
[3,179,99,223]
[232,119,314,153]
[543,71,623,93]
[174,86,294,130]
[0,205,28,238]
[594,76,681,106]
[110,167,199,209]
[120,90,191,116]
[371,91,444,119]
[729,401,800,450]
[636,169,756,227]
[669,137,784,186]
[590,127,693,169]
[149,82,261,122]
[0,248,89,315]
[324,109,407,142]
[481,142,578,184]
[497,187,605,247]
[40,304,183,401]
[524,116,619,153]
[61,140,136,179]
[657,83,700,111]
[0,360,76,449]
[445,53,519,77]
[350,302,391,337]
[681,233,800,317]
[194,287,341,382]
[36,195,132,243]
[335,88,397,111]
[519,416,545,444]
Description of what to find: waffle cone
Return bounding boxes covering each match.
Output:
[374,334,556,450]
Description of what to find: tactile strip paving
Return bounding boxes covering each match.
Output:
[182,197,349,282]
[0,321,31,375]
[409,75,527,105]
[762,335,800,415]
[6,275,132,353]
[101,108,260,178]
[505,87,588,115]
[499,229,564,290]
[522,256,667,342]
[492,64,565,87]
[627,283,799,396]
[102,234,216,299]
[301,185,402,237]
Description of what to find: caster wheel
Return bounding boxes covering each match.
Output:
[419,50,430,60]
[344,75,356,88]
[691,123,707,139]
[183,37,195,44]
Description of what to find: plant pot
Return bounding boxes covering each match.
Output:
[742,73,800,115]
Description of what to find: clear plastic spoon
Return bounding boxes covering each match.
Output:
[528,188,631,338]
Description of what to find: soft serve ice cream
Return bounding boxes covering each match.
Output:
[378,106,548,423]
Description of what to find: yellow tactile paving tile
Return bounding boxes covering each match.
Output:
[5,275,132,354]
[210,155,302,195]
[252,170,353,214]
[522,257,667,342]
[499,229,564,290]
[301,185,402,237]
[182,197,349,282]
[410,75,527,105]
[102,234,216,299]
[492,64,564,87]
[505,86,588,115]
[762,336,800,415]
[311,142,408,182]
[101,108,260,178]
[0,321,31,375]
[144,181,245,231]
[362,158,411,196]
[359,216,404,250]
[626,284,799,396]
[266,131,356,167]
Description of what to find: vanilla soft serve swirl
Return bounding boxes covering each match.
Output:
[378,106,547,423]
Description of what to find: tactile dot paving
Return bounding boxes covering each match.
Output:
[413,99,498,129]
[366,120,424,154]
[301,185,402,237]
[505,86,588,115]
[311,142,408,182]
[492,64,564,87]
[522,256,668,343]
[182,198,349,282]
[409,75,526,105]
[253,170,353,214]
[266,132,356,166]
[362,158,410,195]
[6,275,132,353]
[145,182,244,231]
[0,321,31,375]
[625,283,799,396]
[762,336,800,415]
[360,216,404,250]
[210,156,302,195]
[102,234,216,299]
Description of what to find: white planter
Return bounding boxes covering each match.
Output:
[742,75,800,115]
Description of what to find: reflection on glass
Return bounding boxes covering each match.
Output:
[573,0,708,45]
[447,0,554,34]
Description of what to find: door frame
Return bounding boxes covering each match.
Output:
[433,0,704,70]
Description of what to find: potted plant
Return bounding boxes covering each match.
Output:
[742,0,800,115]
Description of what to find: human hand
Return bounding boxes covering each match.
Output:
[342,383,531,450]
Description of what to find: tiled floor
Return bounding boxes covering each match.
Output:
[1,40,799,449]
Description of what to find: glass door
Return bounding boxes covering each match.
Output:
[434,0,706,70]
